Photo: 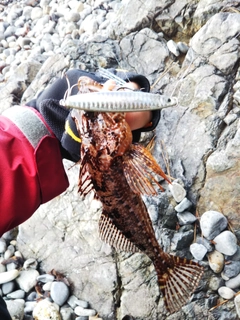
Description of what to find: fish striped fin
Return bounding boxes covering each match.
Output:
[99,213,140,253]
[157,255,204,314]
[122,143,171,196]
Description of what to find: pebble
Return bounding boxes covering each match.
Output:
[200,210,228,240]
[208,250,224,273]
[222,261,240,280]
[234,294,240,317]
[196,236,214,252]
[33,299,61,320]
[2,280,15,295]
[209,275,224,291]
[0,269,19,284]
[7,289,25,299]
[60,306,75,320]
[16,269,39,292]
[174,198,192,213]
[177,211,197,225]
[6,299,25,320]
[50,281,70,306]
[168,181,186,203]
[218,286,236,300]
[37,273,55,283]
[75,306,97,317]
[190,243,207,260]
[177,42,189,54]
[213,230,238,256]
[67,295,89,309]
[167,39,180,57]
[23,258,38,270]
[226,273,240,289]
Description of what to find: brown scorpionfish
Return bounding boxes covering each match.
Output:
[72,77,204,314]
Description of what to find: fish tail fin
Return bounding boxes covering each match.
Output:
[156,255,204,314]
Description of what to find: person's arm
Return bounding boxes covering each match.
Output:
[0,106,69,236]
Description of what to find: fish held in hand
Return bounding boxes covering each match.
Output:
[72,79,203,314]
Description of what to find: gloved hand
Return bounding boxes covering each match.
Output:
[39,99,81,162]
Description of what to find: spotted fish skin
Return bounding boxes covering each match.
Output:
[73,107,204,314]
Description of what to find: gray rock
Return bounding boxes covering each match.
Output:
[177,211,197,225]
[177,42,189,54]
[2,280,15,295]
[196,236,214,252]
[60,307,74,320]
[50,281,70,306]
[171,228,194,251]
[214,231,238,256]
[7,289,25,299]
[6,299,25,320]
[174,198,192,213]
[190,243,207,260]
[200,210,228,240]
[16,269,39,292]
[226,273,240,290]
[209,275,224,292]
[24,301,37,313]
[37,274,55,283]
[222,261,240,280]
[67,295,88,309]
[74,306,96,317]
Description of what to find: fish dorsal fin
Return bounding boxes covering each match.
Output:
[99,213,140,253]
[122,144,171,196]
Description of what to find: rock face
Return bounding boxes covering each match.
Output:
[0,0,239,319]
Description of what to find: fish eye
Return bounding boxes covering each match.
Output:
[168,98,171,102]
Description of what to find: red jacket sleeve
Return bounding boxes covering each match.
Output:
[0,106,69,236]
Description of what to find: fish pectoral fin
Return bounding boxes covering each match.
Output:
[99,213,140,253]
[157,255,204,314]
[122,143,171,196]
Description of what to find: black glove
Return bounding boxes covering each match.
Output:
[39,99,81,162]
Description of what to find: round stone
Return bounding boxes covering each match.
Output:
[74,306,96,317]
[214,231,238,256]
[218,286,235,300]
[50,281,70,306]
[190,243,207,260]
[174,198,192,213]
[168,181,186,203]
[200,211,228,240]
[33,299,61,320]
[208,250,224,273]
[226,273,240,289]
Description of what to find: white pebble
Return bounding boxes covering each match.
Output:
[167,39,180,56]
[218,286,235,300]
[200,210,228,240]
[74,306,96,317]
[214,231,238,256]
[190,243,207,260]
[168,181,186,203]
[0,269,19,284]
[16,269,39,292]
[174,198,192,212]
[208,250,224,273]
